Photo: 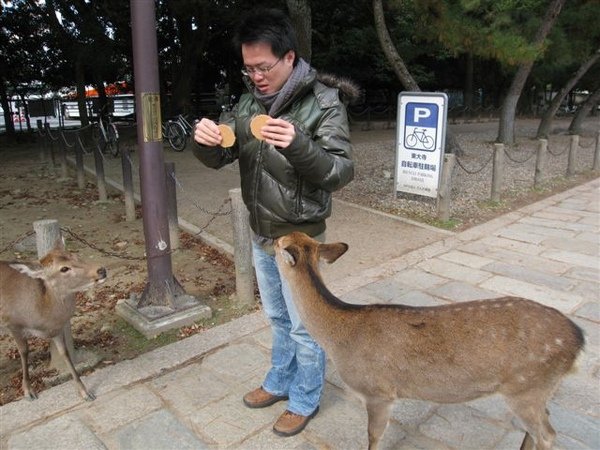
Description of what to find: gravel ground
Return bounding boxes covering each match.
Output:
[337,117,599,230]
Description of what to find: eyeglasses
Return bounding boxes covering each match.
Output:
[241,58,282,77]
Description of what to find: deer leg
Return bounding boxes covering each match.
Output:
[9,328,36,400]
[365,397,394,450]
[51,333,95,401]
[506,394,556,450]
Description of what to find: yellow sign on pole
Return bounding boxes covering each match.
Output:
[141,92,162,142]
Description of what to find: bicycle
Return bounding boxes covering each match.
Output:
[92,106,120,157]
[406,128,434,150]
[163,114,194,152]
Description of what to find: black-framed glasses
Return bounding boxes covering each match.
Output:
[241,58,282,77]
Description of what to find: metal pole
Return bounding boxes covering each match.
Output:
[130,0,182,308]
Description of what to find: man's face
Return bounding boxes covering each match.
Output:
[241,41,295,95]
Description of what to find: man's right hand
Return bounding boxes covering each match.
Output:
[194,118,222,147]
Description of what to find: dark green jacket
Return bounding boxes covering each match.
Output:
[193,69,355,239]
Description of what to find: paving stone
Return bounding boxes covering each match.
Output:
[458,241,571,274]
[542,237,600,256]
[574,302,600,322]
[201,342,270,382]
[482,261,574,292]
[149,363,233,416]
[438,250,495,269]
[417,259,492,284]
[548,402,600,449]
[8,414,106,450]
[479,275,583,312]
[388,268,448,289]
[477,236,544,255]
[392,290,447,307]
[521,216,597,233]
[391,399,436,427]
[542,249,599,270]
[575,231,600,243]
[509,222,578,239]
[113,409,208,450]
[188,391,284,447]
[571,280,600,302]
[552,372,600,417]
[428,280,498,303]
[419,404,507,449]
[342,286,393,305]
[495,227,548,245]
[465,395,513,423]
[79,385,163,435]
[307,387,373,450]
[566,266,600,283]
[362,278,415,302]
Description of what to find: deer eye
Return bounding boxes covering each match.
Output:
[60,266,71,273]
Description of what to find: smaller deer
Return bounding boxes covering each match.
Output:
[0,243,107,401]
[275,232,585,450]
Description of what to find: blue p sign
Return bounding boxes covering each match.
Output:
[406,103,438,128]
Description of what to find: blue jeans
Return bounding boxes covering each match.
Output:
[252,240,325,416]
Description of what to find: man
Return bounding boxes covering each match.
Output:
[193,8,357,437]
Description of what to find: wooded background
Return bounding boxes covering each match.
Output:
[1,0,598,145]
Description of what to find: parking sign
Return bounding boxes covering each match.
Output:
[395,92,448,198]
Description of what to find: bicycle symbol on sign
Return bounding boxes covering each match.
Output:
[405,128,435,150]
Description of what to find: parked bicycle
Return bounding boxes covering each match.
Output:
[163,114,194,152]
[406,128,434,150]
[92,105,120,157]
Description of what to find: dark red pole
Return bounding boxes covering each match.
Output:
[130,0,182,307]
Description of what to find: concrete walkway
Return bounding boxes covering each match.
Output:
[1,171,598,448]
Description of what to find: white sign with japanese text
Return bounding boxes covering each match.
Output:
[395,92,448,198]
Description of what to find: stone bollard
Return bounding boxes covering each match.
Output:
[436,153,455,222]
[534,139,547,189]
[491,143,504,202]
[567,135,578,177]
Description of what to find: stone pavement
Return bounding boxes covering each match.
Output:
[1,124,599,449]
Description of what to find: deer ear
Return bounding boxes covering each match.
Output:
[280,247,298,267]
[9,262,45,279]
[319,242,349,264]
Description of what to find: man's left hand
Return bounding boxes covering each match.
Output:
[261,118,295,149]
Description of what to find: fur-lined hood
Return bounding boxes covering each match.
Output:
[317,72,362,105]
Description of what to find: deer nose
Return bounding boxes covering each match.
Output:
[97,267,107,279]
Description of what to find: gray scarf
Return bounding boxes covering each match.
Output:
[253,58,311,116]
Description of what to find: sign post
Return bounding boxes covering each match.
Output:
[395,92,448,198]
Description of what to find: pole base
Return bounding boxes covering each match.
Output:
[115,294,212,339]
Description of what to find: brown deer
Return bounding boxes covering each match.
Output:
[274,232,585,450]
[0,244,107,401]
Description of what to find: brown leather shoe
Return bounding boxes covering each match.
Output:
[243,387,288,409]
[273,407,319,437]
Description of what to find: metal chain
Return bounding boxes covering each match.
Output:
[60,227,146,261]
[547,141,570,157]
[455,150,494,174]
[578,137,596,149]
[171,172,232,217]
[0,231,36,255]
[503,147,536,164]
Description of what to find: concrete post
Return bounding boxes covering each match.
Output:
[165,162,179,250]
[534,139,547,189]
[436,153,455,222]
[121,146,136,221]
[74,137,86,189]
[229,188,255,307]
[593,131,600,172]
[567,135,578,177]
[491,143,504,202]
[93,142,108,201]
[32,220,73,372]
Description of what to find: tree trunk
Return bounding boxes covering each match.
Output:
[536,48,600,138]
[496,0,565,144]
[0,78,15,137]
[568,87,600,135]
[464,52,474,110]
[373,0,462,154]
[286,0,312,62]
[75,56,89,125]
